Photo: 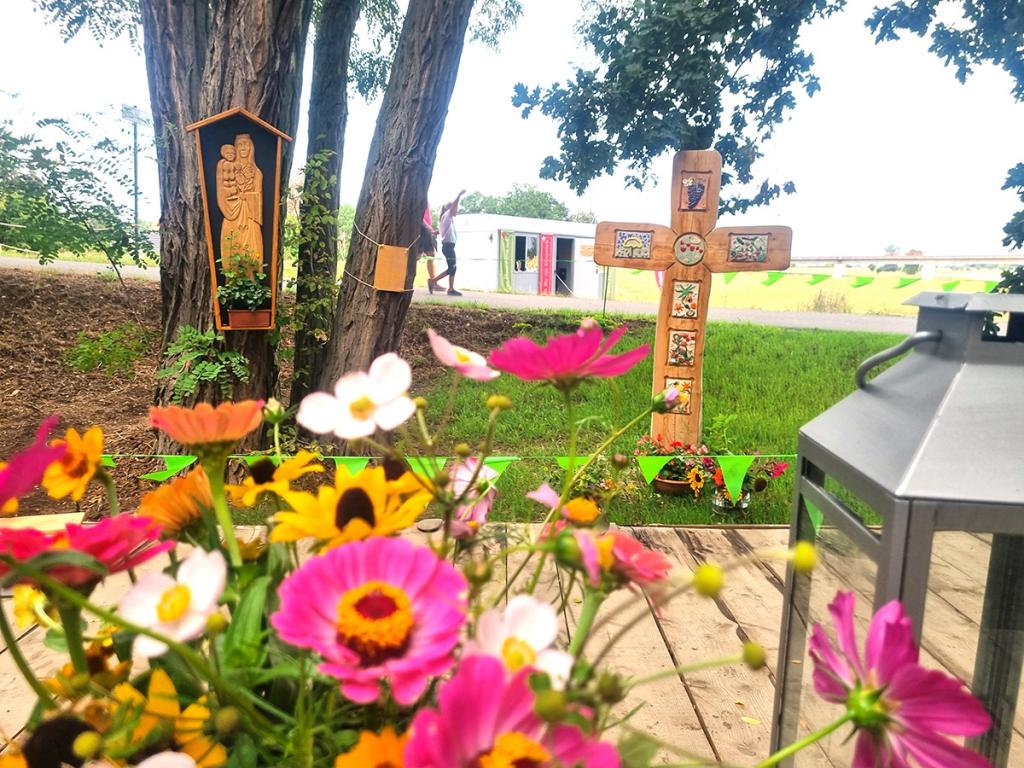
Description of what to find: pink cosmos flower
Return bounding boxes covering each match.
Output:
[404,654,620,768]
[270,537,467,705]
[488,320,649,389]
[427,329,499,381]
[0,515,171,588]
[810,592,991,768]
[0,416,66,515]
[609,530,672,586]
[449,458,499,538]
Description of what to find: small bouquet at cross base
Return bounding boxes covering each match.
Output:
[0,319,994,768]
[710,456,791,506]
[634,434,716,495]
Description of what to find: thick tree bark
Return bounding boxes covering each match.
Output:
[318,0,477,393]
[291,0,362,406]
[140,0,314,451]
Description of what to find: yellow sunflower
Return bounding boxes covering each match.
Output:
[335,728,407,768]
[271,465,430,551]
[687,467,705,497]
[137,467,213,534]
[41,426,103,502]
[227,450,324,508]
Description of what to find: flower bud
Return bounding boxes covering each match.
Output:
[72,731,103,759]
[455,443,472,458]
[486,394,512,411]
[554,531,581,568]
[792,541,818,575]
[693,563,724,598]
[742,642,766,670]
[414,396,429,410]
[215,706,241,737]
[534,689,568,722]
[579,317,598,331]
[612,453,630,470]
[432,471,451,489]
[652,386,680,414]
[206,613,229,635]
[597,672,626,703]
[262,398,287,425]
[70,672,92,693]
[463,559,492,586]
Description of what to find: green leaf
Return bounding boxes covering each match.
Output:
[43,627,69,653]
[224,734,259,768]
[222,576,272,669]
[618,732,659,768]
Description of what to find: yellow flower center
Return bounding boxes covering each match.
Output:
[157,585,192,622]
[336,581,414,665]
[596,535,615,572]
[477,732,550,768]
[564,498,600,525]
[349,396,376,420]
[500,637,537,671]
[454,348,473,364]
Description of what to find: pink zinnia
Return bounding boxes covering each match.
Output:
[810,592,991,768]
[0,416,66,515]
[427,329,499,381]
[404,654,619,767]
[449,458,499,538]
[488,320,649,389]
[270,537,467,705]
[0,515,171,588]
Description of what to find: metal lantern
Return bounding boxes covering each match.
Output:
[771,292,1024,767]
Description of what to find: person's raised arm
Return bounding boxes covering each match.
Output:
[450,189,466,216]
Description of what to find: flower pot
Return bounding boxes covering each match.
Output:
[711,486,751,518]
[227,309,272,329]
[652,476,693,496]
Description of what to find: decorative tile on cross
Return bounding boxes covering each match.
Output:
[594,149,792,446]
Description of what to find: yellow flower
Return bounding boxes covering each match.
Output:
[271,466,430,551]
[227,450,324,508]
[687,466,705,497]
[46,637,131,698]
[0,461,15,515]
[13,584,48,629]
[0,752,27,768]
[42,426,104,502]
[138,467,212,534]
[176,697,228,767]
[336,728,408,768]
[563,497,600,526]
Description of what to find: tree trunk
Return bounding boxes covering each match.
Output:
[318,0,477,395]
[291,0,362,406]
[140,0,314,451]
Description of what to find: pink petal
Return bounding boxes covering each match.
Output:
[373,396,416,431]
[888,666,992,737]
[427,328,458,367]
[526,482,562,510]
[828,591,866,679]
[865,600,918,683]
[898,728,992,768]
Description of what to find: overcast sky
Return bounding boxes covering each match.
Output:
[2,0,1022,258]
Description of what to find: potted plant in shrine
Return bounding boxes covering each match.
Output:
[635,434,715,497]
[218,269,272,328]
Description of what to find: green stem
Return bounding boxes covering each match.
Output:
[569,589,603,657]
[0,590,57,710]
[96,468,119,516]
[206,461,242,568]
[755,712,854,767]
[626,655,743,689]
[56,602,88,675]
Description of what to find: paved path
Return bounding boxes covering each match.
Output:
[0,256,915,335]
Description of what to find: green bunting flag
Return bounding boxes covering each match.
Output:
[942,280,961,292]
[985,280,999,293]
[555,457,576,471]
[851,276,875,289]
[330,457,371,474]
[483,456,519,479]
[407,456,446,478]
[723,272,738,285]
[140,455,198,482]
[762,272,785,287]
[100,455,116,468]
[805,499,824,533]
[896,277,920,289]
[716,455,755,505]
[636,456,673,484]
[240,454,282,467]
[807,274,830,286]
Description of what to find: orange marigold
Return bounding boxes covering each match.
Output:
[137,467,213,534]
[150,401,264,449]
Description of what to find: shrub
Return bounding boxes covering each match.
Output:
[65,323,153,377]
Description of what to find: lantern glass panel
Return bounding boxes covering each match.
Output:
[782,523,877,766]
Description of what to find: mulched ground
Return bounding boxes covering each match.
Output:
[0,268,591,517]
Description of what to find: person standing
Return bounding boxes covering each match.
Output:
[420,204,440,293]
[429,189,465,296]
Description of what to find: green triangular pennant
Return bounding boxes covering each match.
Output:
[723,272,738,285]
[636,456,673,484]
[407,456,447,478]
[140,455,197,482]
[100,455,116,468]
[240,454,282,467]
[762,272,785,287]
[716,455,755,504]
[554,457,576,470]
[331,457,371,475]
[805,499,824,533]
[483,456,519,479]
[807,274,830,286]
[985,280,999,293]
[851,276,874,288]
[942,280,961,292]
[896,277,920,289]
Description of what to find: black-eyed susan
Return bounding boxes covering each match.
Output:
[271,465,430,551]
[41,426,103,502]
[335,727,407,768]
[137,467,213,535]
[687,466,705,497]
[227,450,323,507]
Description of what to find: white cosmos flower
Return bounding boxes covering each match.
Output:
[296,353,417,439]
[117,548,226,658]
[469,594,574,690]
[134,754,197,768]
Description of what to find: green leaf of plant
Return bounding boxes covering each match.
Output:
[618,732,659,768]
[222,576,272,668]
[43,627,69,653]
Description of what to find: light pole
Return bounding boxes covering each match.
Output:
[121,105,146,262]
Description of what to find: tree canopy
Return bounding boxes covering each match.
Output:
[460,184,585,220]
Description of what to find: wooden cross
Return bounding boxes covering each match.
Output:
[594,149,792,446]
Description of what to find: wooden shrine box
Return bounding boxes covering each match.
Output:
[186,108,291,331]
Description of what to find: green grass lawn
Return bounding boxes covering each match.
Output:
[408,317,903,525]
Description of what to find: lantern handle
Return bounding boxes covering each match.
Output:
[856,330,942,389]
